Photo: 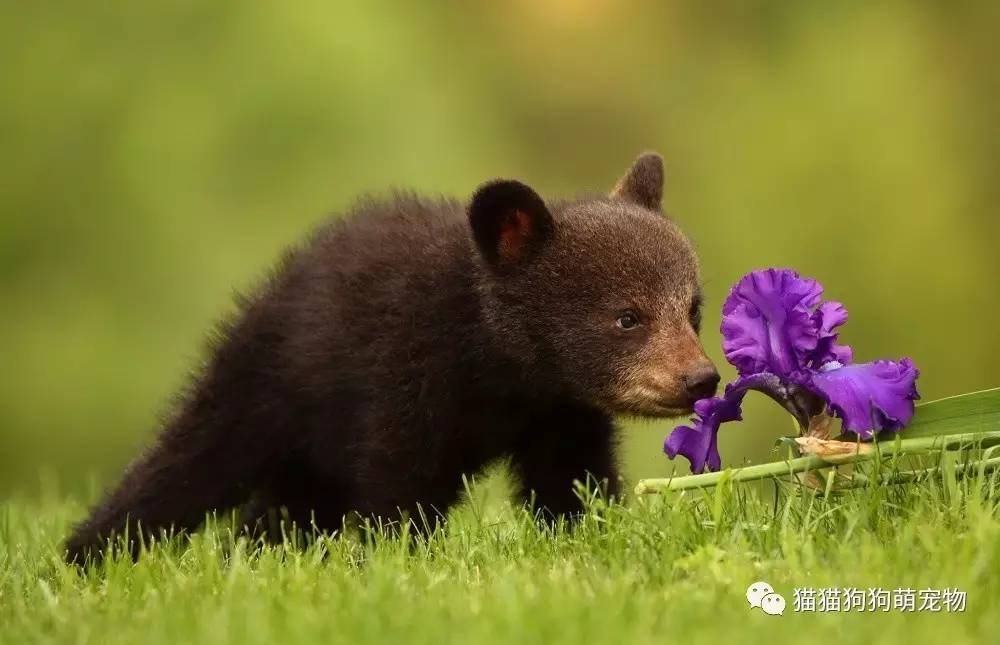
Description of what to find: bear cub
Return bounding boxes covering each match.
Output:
[65,152,719,562]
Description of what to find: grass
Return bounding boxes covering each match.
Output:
[2,464,1000,645]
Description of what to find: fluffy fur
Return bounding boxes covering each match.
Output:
[64,152,719,563]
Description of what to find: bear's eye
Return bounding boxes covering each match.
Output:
[616,310,641,330]
[689,293,703,333]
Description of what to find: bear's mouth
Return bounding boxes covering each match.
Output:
[612,396,695,419]
[643,402,695,418]
[601,382,699,419]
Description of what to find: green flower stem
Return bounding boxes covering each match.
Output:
[634,430,1000,494]
[840,453,1000,488]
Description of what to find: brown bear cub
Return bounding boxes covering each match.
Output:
[65,152,719,563]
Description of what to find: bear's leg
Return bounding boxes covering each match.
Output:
[512,405,621,519]
[64,417,277,564]
[240,466,351,545]
[347,456,465,537]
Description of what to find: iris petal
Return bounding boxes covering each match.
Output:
[808,300,853,366]
[805,358,920,439]
[665,373,797,473]
[721,269,824,376]
[664,395,743,473]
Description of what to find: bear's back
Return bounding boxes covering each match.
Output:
[258,192,485,398]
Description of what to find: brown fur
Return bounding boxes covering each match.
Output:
[64,152,718,563]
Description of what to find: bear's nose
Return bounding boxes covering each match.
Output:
[683,365,721,401]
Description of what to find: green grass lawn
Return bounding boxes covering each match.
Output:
[2,467,998,645]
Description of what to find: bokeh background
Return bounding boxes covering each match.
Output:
[2,1,998,498]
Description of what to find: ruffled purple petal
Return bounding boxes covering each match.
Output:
[664,372,799,473]
[805,358,920,439]
[665,395,743,473]
[807,301,853,366]
[721,269,824,376]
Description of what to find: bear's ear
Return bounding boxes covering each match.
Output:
[611,152,664,211]
[468,180,554,269]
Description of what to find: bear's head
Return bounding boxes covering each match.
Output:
[469,152,718,418]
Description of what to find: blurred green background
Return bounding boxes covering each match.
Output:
[2,1,998,497]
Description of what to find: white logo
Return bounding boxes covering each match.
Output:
[746,581,774,608]
[747,581,785,616]
[761,592,786,615]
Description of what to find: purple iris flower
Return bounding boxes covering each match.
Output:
[665,268,920,474]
